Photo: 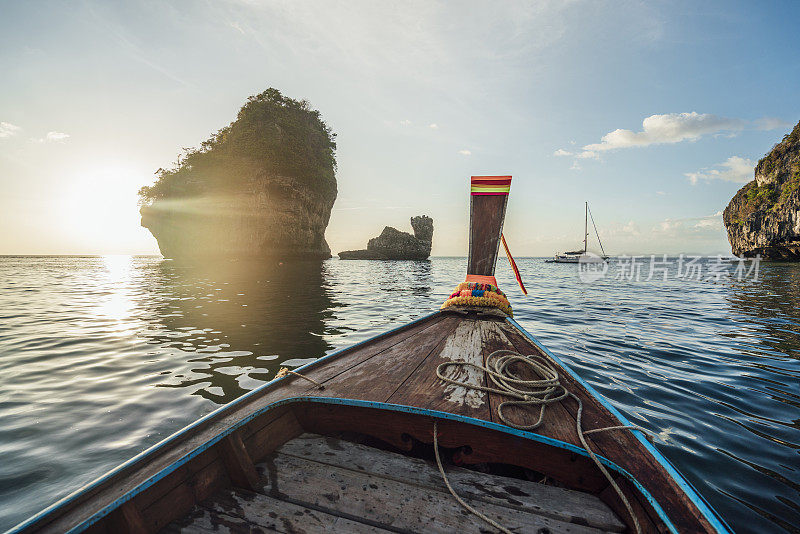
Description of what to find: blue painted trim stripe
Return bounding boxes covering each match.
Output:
[14,396,679,534]
[505,317,732,534]
[6,312,442,534]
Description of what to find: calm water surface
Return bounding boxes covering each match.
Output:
[0,256,798,533]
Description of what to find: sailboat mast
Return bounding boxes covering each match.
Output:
[584,201,588,254]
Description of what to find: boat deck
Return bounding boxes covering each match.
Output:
[237,310,714,533]
[14,311,719,534]
[165,433,625,533]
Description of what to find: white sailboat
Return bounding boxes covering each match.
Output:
[547,201,608,263]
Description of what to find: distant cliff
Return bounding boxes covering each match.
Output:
[339,216,433,260]
[723,120,800,260]
[139,88,337,260]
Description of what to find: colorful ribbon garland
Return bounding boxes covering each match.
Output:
[501,233,527,295]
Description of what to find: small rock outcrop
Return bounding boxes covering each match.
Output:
[723,120,800,260]
[138,88,337,260]
[339,216,433,260]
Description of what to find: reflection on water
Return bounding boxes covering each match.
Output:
[147,260,335,403]
[0,256,798,533]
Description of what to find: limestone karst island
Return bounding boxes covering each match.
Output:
[724,119,800,260]
[139,88,435,262]
[138,89,338,260]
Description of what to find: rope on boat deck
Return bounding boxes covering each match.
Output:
[275,367,325,389]
[435,349,653,534]
[433,421,514,534]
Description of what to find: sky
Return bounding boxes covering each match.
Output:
[1,0,798,256]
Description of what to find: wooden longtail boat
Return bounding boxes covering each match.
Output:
[9,176,731,534]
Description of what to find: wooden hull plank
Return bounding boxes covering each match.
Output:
[278,433,625,532]
[218,431,260,492]
[468,192,508,276]
[314,316,461,403]
[241,406,303,465]
[139,453,230,534]
[479,320,583,445]
[167,491,391,533]
[255,451,609,533]
[293,403,611,493]
[105,501,147,534]
[388,318,492,419]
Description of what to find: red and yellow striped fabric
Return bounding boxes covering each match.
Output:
[470,175,512,195]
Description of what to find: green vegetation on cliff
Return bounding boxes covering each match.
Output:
[756,122,800,176]
[730,121,800,221]
[138,88,336,203]
[724,119,800,259]
[729,164,800,225]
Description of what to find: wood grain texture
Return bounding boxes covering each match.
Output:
[255,452,608,534]
[187,489,392,533]
[467,194,508,276]
[241,406,303,464]
[218,431,260,492]
[316,316,461,404]
[166,494,392,533]
[139,456,229,534]
[105,501,147,534]
[387,318,492,419]
[278,433,625,532]
[293,403,610,492]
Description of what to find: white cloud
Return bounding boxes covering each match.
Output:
[575,113,788,160]
[0,122,21,138]
[684,156,754,185]
[694,218,719,229]
[597,220,641,238]
[428,123,438,130]
[656,191,666,196]
[31,131,71,144]
[553,148,572,157]
[570,161,581,171]
[754,117,789,130]
[575,150,599,160]
[652,212,724,237]
[46,131,70,142]
[584,112,749,153]
[458,149,471,156]
[622,220,641,236]
[399,119,411,126]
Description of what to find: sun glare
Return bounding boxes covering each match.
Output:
[61,164,152,253]
[96,254,136,328]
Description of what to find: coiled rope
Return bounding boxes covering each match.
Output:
[434,349,651,534]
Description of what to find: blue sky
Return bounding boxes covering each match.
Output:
[0,1,798,255]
